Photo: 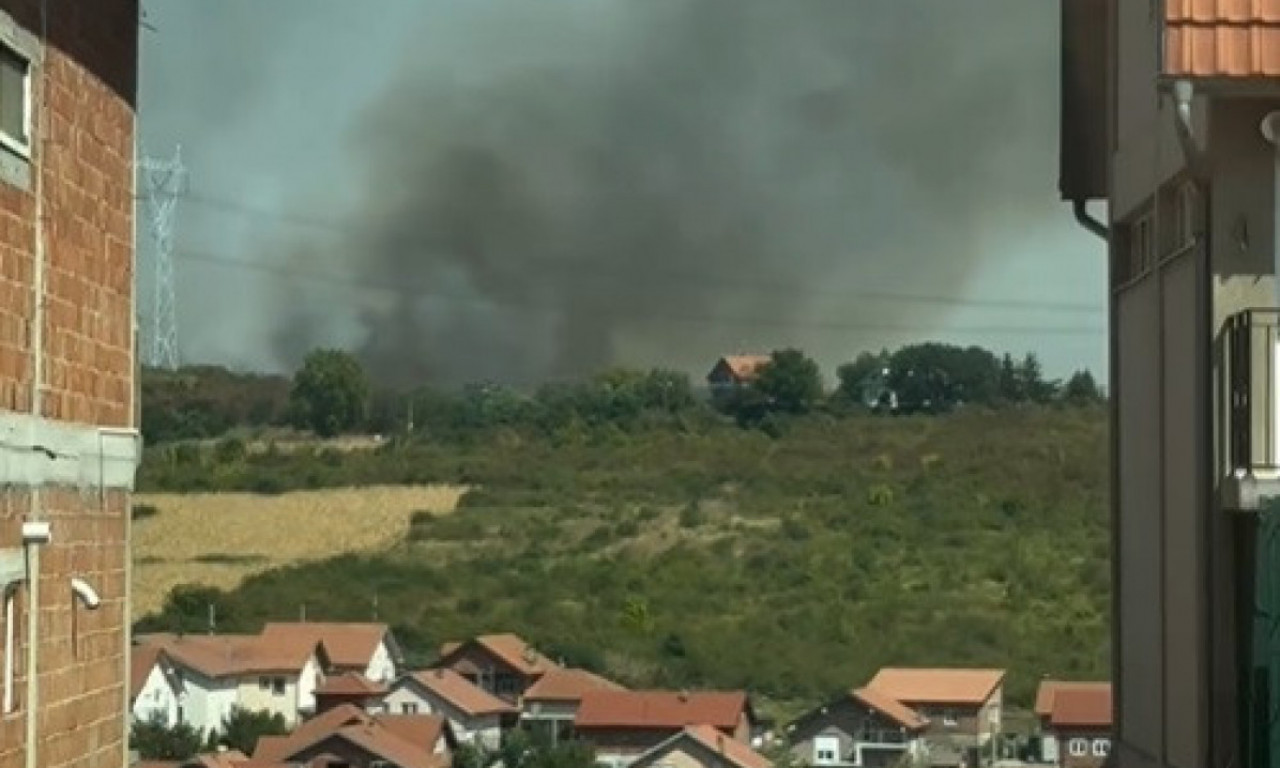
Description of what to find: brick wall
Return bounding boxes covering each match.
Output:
[0,1,138,768]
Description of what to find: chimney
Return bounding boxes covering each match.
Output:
[678,690,689,702]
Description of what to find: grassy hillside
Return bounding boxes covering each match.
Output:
[134,406,1109,715]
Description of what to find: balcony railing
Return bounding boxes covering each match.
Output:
[1223,310,1280,508]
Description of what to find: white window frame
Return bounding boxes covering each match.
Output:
[1068,738,1088,757]
[941,709,959,727]
[401,701,419,714]
[0,36,31,160]
[1091,739,1110,757]
[814,735,840,765]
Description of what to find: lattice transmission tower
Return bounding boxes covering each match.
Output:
[139,145,186,370]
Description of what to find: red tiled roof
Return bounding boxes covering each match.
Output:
[131,644,166,699]
[378,713,453,752]
[709,355,771,383]
[260,622,392,671]
[316,671,388,697]
[405,668,519,716]
[252,704,445,768]
[681,725,772,768]
[523,667,626,702]
[185,750,249,768]
[576,690,749,731]
[437,633,557,677]
[1044,683,1112,729]
[140,634,322,679]
[866,668,1005,706]
[851,686,928,731]
[1166,0,1280,77]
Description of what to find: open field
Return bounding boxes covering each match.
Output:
[131,484,465,617]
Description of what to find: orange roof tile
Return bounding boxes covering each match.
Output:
[260,622,394,671]
[523,667,626,702]
[1166,0,1280,76]
[681,725,773,768]
[866,668,1006,706]
[149,634,323,679]
[576,690,749,731]
[252,704,446,768]
[851,686,928,731]
[1041,682,1112,729]
[438,633,558,677]
[709,355,772,383]
[186,750,249,768]
[316,671,388,697]
[406,668,519,716]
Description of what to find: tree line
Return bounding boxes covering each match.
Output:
[140,342,1104,445]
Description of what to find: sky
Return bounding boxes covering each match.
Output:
[137,0,1107,388]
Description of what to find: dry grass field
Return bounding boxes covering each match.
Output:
[131,485,465,618]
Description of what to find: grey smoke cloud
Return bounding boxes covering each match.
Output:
[145,0,1065,387]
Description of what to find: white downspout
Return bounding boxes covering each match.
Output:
[1262,113,1280,466]
[24,2,49,767]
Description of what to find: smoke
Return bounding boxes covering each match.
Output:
[175,1,1064,387]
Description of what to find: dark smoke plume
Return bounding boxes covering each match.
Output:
[266,0,1060,388]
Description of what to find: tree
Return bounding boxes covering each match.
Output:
[214,707,289,755]
[1062,369,1103,404]
[130,715,205,760]
[289,348,370,437]
[131,584,234,635]
[1018,353,1058,403]
[834,350,891,406]
[753,349,823,415]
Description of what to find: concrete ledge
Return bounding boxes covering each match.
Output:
[0,412,140,490]
[1221,470,1280,511]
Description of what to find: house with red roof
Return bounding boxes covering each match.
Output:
[521,667,627,744]
[706,355,772,401]
[573,690,756,768]
[383,667,520,750]
[130,645,185,728]
[1033,681,1111,768]
[434,633,559,702]
[785,686,930,768]
[248,702,455,768]
[628,725,773,768]
[863,668,1006,745]
[260,622,404,683]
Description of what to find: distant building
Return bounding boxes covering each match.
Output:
[1034,681,1112,768]
[383,668,520,750]
[251,703,455,768]
[787,686,929,768]
[260,621,404,683]
[863,668,1005,747]
[574,690,757,768]
[706,355,771,400]
[434,633,558,702]
[629,725,773,768]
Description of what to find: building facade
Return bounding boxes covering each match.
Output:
[786,688,928,768]
[1059,2,1280,768]
[0,2,139,768]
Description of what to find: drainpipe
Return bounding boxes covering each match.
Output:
[24,3,49,768]
[1073,200,1109,240]
[1171,80,1208,180]
[1262,112,1280,286]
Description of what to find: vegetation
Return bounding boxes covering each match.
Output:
[214,707,290,754]
[290,348,371,437]
[130,715,208,760]
[132,342,1109,717]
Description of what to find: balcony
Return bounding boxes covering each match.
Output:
[1222,309,1280,510]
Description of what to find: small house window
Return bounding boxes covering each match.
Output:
[270,677,286,696]
[1069,739,1088,757]
[814,736,840,765]
[941,710,959,727]
[401,702,419,714]
[258,677,271,691]
[1091,739,1110,757]
[0,39,30,158]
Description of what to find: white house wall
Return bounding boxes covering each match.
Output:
[366,641,397,683]
[383,682,503,750]
[131,664,180,726]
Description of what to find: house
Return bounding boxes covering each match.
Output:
[863,668,1005,745]
[384,667,520,750]
[0,2,141,768]
[706,355,771,399]
[434,633,558,701]
[628,725,773,768]
[136,634,331,734]
[1033,682,1111,768]
[132,645,186,727]
[260,622,404,683]
[786,686,929,768]
[574,690,756,768]
[250,702,454,768]
[1056,0,1280,766]
[130,751,249,768]
[315,671,390,715]
[521,667,626,744]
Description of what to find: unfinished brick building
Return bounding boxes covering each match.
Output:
[0,2,140,768]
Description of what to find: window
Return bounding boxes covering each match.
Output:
[814,736,840,765]
[941,710,958,727]
[1091,739,1110,757]
[0,39,30,158]
[401,702,419,714]
[271,677,286,696]
[258,677,271,691]
[1068,739,1088,757]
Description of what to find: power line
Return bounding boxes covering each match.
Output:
[160,188,1107,316]
[138,146,187,370]
[172,246,1105,338]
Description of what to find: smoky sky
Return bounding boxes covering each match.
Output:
[146,0,1069,388]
